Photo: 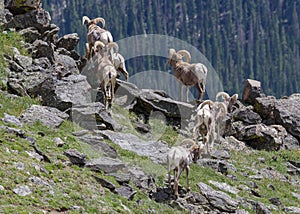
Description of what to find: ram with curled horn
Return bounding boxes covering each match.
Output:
[167,48,208,102]
[82,15,114,61]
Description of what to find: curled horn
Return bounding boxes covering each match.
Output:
[197,100,214,111]
[82,16,91,26]
[215,91,230,101]
[177,50,191,63]
[107,42,119,53]
[92,17,105,28]
[168,48,176,59]
[94,41,105,50]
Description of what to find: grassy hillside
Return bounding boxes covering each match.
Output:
[0,32,299,213]
[1,88,299,213]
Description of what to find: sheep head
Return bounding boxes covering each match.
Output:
[167,48,183,65]
[228,93,238,112]
[93,41,105,53]
[190,144,202,163]
[177,50,191,63]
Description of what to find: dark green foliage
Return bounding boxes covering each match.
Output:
[43,0,299,98]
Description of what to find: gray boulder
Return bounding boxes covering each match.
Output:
[255,94,300,142]
[36,75,92,112]
[13,54,33,69]
[42,24,60,44]
[71,102,122,131]
[254,96,277,124]
[234,104,262,125]
[98,130,169,164]
[85,157,125,173]
[5,8,51,32]
[64,149,87,166]
[18,27,41,43]
[197,182,239,212]
[55,33,79,51]
[232,123,287,150]
[242,79,264,105]
[13,185,32,196]
[54,53,80,77]
[114,80,195,128]
[273,94,300,141]
[5,0,41,15]
[8,64,52,97]
[31,40,54,62]
[77,134,117,158]
[2,112,22,127]
[19,105,68,128]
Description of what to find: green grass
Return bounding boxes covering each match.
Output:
[0,93,186,213]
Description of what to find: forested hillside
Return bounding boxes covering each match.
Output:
[42,0,300,98]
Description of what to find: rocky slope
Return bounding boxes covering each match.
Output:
[0,1,299,213]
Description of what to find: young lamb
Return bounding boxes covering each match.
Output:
[167,139,204,198]
[93,41,118,110]
[193,100,215,155]
[167,49,208,102]
[82,16,114,60]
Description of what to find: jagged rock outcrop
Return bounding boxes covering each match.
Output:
[5,0,42,15]
[242,79,264,105]
[114,80,195,128]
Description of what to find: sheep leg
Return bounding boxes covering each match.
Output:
[173,168,179,197]
[186,86,189,102]
[186,165,190,192]
[196,82,205,101]
[179,84,183,102]
[168,166,171,189]
[217,123,220,143]
[175,167,184,198]
[118,68,129,81]
[83,43,91,60]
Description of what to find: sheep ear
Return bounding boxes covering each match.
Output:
[231,93,238,101]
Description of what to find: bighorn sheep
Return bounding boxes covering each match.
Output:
[215,92,238,113]
[93,41,118,110]
[193,100,215,155]
[167,139,204,198]
[167,49,208,102]
[82,16,114,60]
[213,101,228,143]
